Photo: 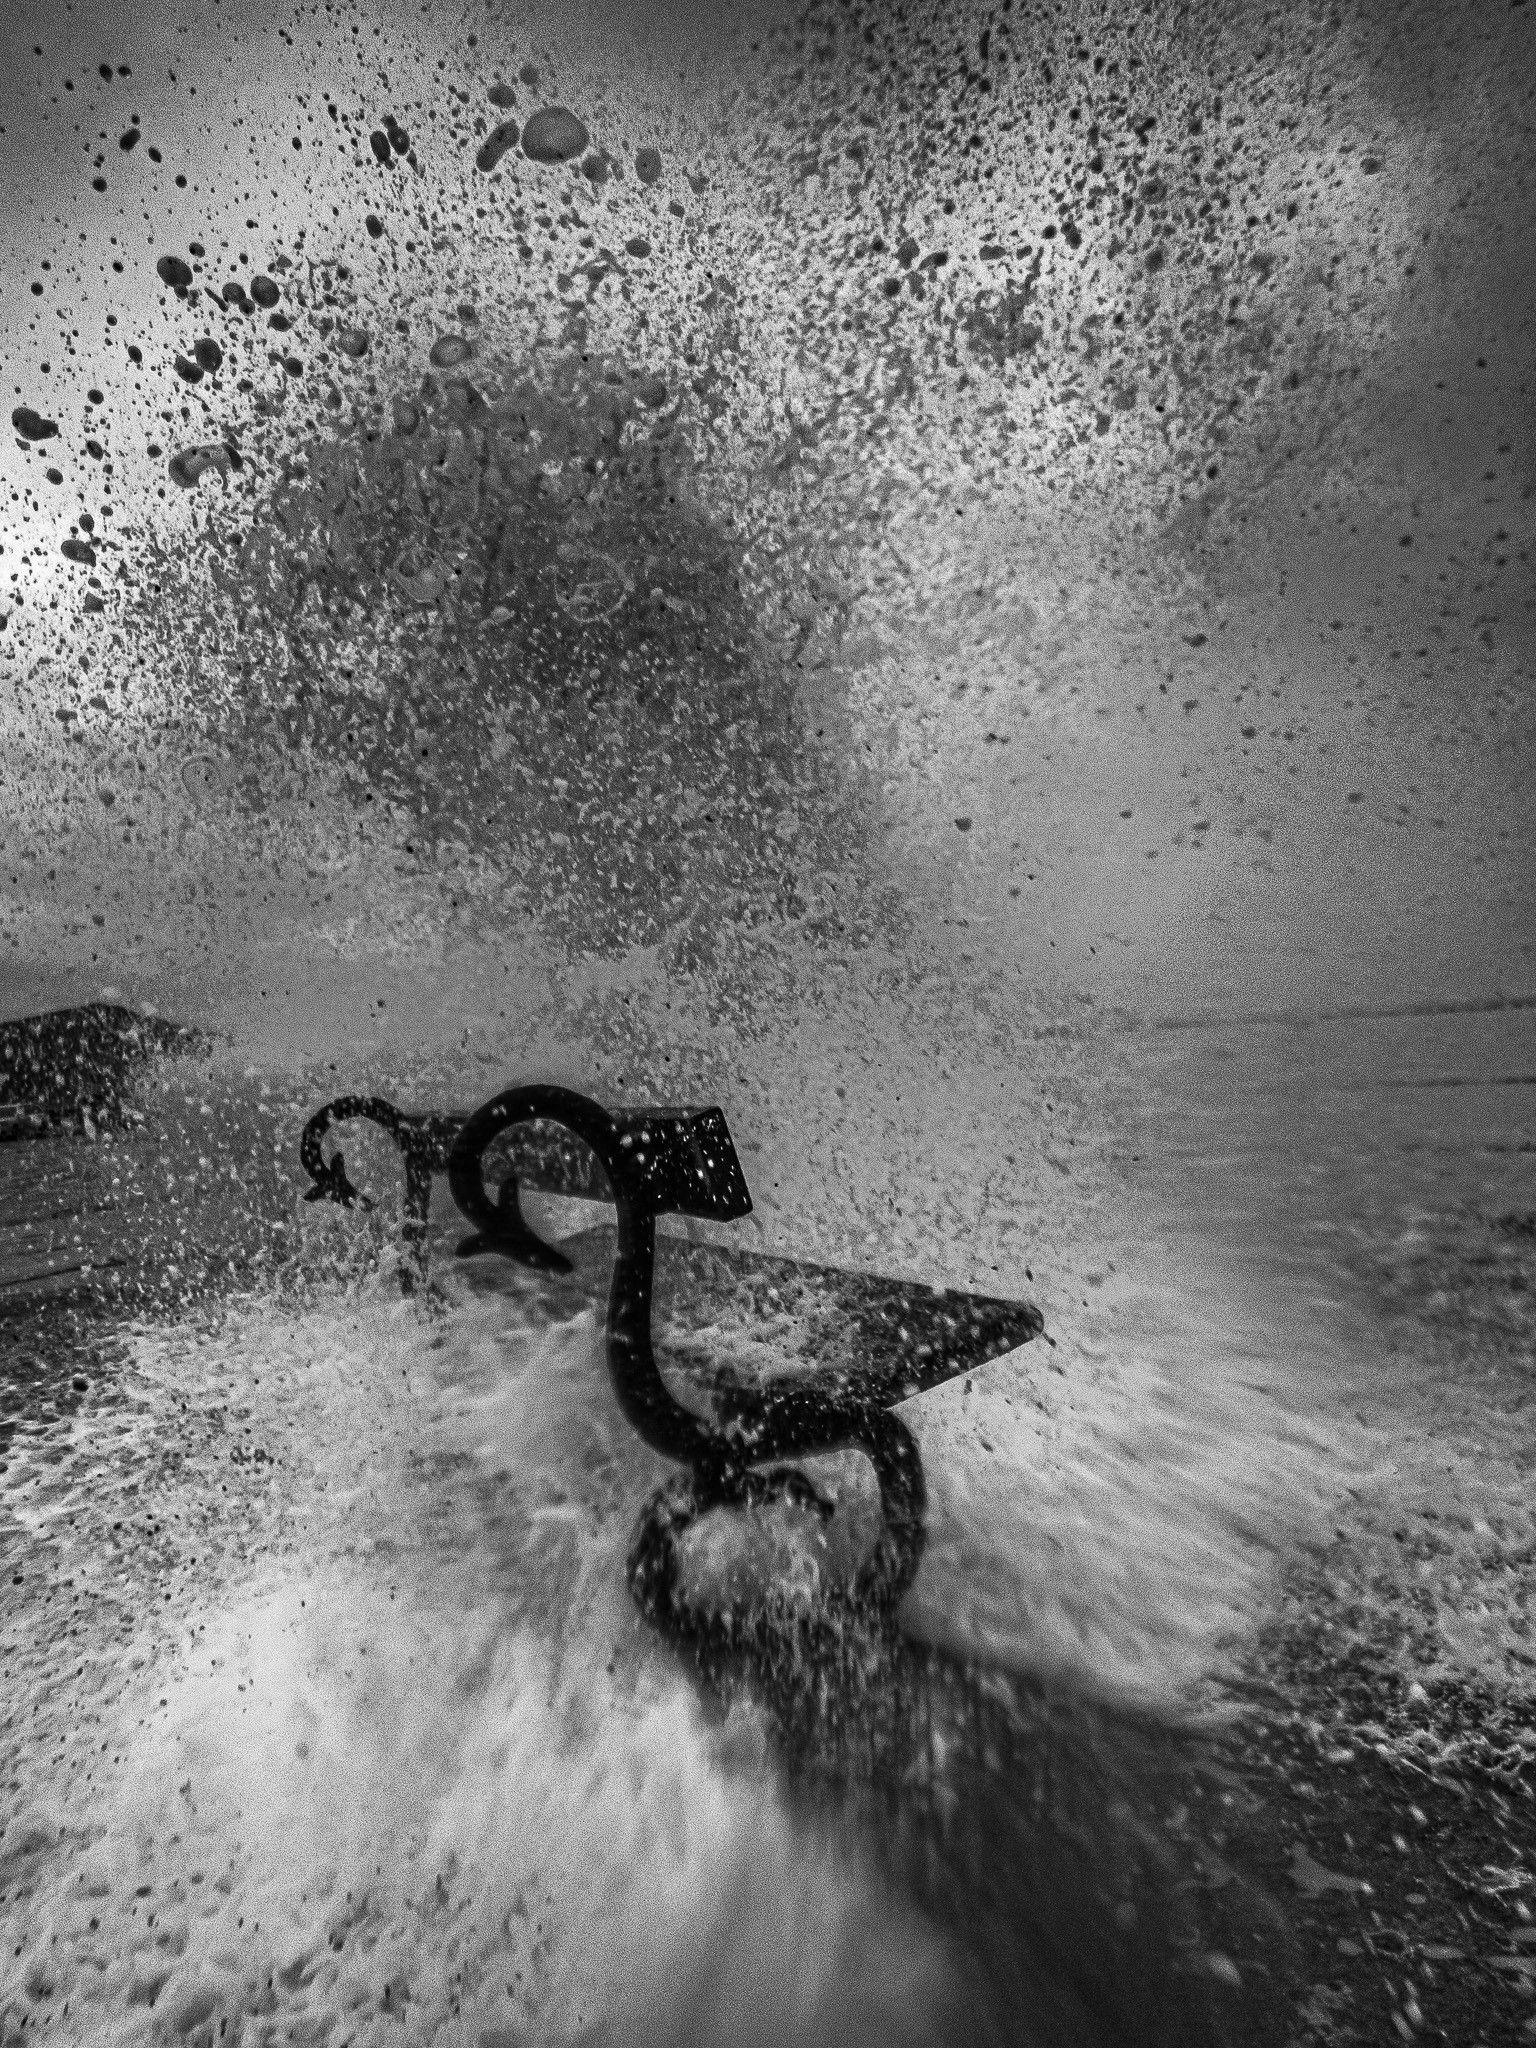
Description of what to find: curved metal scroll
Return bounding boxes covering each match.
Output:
[299,1094,462,1282]
[301,1083,927,1660]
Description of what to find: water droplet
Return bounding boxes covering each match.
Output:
[393,546,446,605]
[11,406,58,442]
[156,254,193,289]
[476,120,519,174]
[521,107,589,164]
[546,544,629,622]
[167,444,235,488]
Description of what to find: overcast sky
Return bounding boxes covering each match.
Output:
[1,0,1531,1055]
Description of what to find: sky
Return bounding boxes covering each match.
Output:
[0,0,1530,1072]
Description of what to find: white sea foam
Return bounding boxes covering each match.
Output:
[905,1258,1373,1711]
[0,1193,1429,2046]
[0,1277,962,2047]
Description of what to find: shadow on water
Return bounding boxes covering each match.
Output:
[656,1605,1267,2048]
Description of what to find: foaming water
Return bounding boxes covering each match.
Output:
[92,1586,956,2047]
[0,1185,1397,2047]
[1,1277,971,2046]
[907,1257,1371,1710]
